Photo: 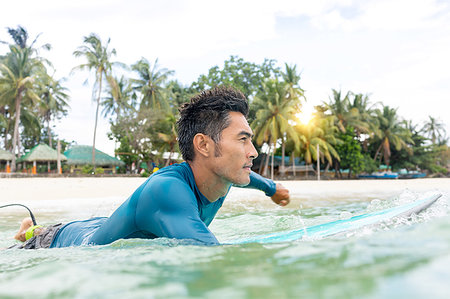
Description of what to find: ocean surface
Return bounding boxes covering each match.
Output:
[1,181,449,298]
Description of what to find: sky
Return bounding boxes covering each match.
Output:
[1,0,449,155]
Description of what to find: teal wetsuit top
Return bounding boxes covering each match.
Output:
[50,162,276,248]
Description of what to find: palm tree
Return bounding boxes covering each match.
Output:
[280,63,304,174]
[37,74,70,147]
[0,26,50,171]
[73,33,123,172]
[293,116,340,177]
[0,46,45,171]
[157,113,178,167]
[281,63,304,102]
[372,106,413,165]
[421,116,446,145]
[324,89,352,133]
[251,79,299,179]
[131,58,174,111]
[102,75,133,121]
[347,93,379,137]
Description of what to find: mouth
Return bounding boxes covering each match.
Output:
[243,164,253,171]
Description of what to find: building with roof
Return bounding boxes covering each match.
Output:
[0,148,14,173]
[17,144,67,174]
[64,145,125,174]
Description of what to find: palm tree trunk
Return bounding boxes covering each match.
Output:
[11,91,23,172]
[271,143,274,180]
[165,149,173,167]
[47,115,52,148]
[263,148,270,177]
[374,143,383,161]
[47,115,52,173]
[280,137,285,177]
[258,153,265,174]
[292,152,296,177]
[92,73,103,174]
[57,139,61,174]
[4,116,9,151]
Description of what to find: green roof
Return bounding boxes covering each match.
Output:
[0,148,14,161]
[64,145,125,166]
[17,144,67,162]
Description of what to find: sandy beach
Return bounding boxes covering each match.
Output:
[1,177,448,202]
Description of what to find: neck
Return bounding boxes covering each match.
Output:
[188,160,230,202]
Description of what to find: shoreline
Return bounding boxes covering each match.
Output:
[1,177,449,202]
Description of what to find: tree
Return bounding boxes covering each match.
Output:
[293,115,340,178]
[37,74,70,147]
[102,75,133,121]
[0,35,48,171]
[347,93,379,139]
[191,55,280,99]
[281,63,304,102]
[73,33,123,172]
[324,89,352,133]
[0,26,51,171]
[156,113,178,166]
[279,63,304,174]
[131,58,174,111]
[371,106,413,166]
[336,127,370,178]
[251,79,299,179]
[421,116,446,145]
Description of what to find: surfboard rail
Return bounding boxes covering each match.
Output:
[228,193,442,245]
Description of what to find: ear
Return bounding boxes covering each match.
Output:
[192,133,212,158]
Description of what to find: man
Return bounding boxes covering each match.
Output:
[14,86,289,248]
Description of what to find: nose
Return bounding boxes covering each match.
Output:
[248,141,258,160]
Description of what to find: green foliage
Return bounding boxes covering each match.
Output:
[81,164,94,174]
[191,55,280,99]
[361,155,379,173]
[1,28,448,177]
[335,129,365,174]
[131,58,174,110]
[140,170,151,177]
[72,33,123,168]
[81,164,104,174]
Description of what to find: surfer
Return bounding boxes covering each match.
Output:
[13,86,290,249]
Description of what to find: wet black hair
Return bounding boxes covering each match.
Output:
[177,86,249,161]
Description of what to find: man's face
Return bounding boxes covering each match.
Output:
[210,111,258,185]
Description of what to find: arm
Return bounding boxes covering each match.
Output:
[135,176,219,245]
[235,171,290,206]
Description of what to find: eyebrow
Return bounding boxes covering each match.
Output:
[238,131,253,138]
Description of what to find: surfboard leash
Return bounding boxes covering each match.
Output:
[0,204,38,225]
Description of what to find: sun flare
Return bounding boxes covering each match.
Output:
[295,111,313,125]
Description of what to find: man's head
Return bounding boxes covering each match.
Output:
[177,86,249,162]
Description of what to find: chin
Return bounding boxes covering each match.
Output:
[233,175,251,186]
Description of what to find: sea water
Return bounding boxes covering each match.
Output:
[1,183,449,298]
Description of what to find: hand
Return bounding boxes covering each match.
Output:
[270,183,290,206]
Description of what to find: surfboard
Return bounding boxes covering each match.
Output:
[229,193,442,244]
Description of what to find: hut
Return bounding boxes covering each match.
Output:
[17,144,67,174]
[64,145,125,174]
[0,148,14,173]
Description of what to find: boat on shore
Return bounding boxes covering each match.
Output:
[358,171,399,179]
[398,169,427,179]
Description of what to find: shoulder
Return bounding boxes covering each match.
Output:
[138,163,197,206]
[146,163,191,189]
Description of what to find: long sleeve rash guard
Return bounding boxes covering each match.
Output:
[50,162,276,248]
